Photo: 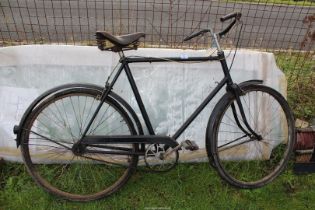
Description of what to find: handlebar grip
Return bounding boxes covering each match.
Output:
[183,29,210,41]
[220,12,242,22]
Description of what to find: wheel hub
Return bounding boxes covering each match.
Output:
[72,142,86,155]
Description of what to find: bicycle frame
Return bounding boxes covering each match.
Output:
[78,50,247,152]
[76,26,262,154]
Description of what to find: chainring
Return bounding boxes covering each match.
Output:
[144,144,179,172]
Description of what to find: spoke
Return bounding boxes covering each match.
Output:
[220,120,246,132]
[30,124,64,142]
[81,97,96,132]
[89,104,111,134]
[218,134,248,149]
[218,138,253,153]
[39,111,75,137]
[77,96,84,134]
[260,112,282,136]
[220,130,245,134]
[53,155,76,180]
[53,101,76,141]
[79,154,129,168]
[69,96,82,136]
[46,106,68,129]
[28,137,73,145]
[89,110,118,134]
[61,99,77,141]
[25,143,68,150]
[262,136,287,145]
[253,139,265,159]
[26,129,71,150]
[105,123,129,135]
[80,96,88,133]
[29,130,74,145]
[241,94,256,129]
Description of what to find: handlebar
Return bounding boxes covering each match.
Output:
[218,12,241,38]
[220,12,242,22]
[218,19,237,37]
[183,29,210,42]
[182,12,242,42]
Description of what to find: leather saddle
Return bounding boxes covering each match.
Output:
[96,31,145,52]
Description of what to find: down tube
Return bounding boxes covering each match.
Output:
[172,77,228,140]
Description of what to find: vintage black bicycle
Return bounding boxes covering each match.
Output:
[14,12,295,201]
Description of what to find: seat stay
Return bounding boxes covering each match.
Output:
[78,63,125,142]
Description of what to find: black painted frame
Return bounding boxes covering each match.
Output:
[78,50,245,152]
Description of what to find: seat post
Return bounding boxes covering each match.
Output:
[118,51,125,58]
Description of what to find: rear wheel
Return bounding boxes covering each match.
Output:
[207,84,295,188]
[20,88,138,201]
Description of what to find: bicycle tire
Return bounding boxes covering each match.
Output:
[20,87,139,201]
[206,84,295,188]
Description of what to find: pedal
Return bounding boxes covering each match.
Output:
[182,140,199,151]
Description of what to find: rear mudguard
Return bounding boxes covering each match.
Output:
[13,83,144,147]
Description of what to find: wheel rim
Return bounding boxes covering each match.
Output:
[215,87,293,185]
[21,90,137,199]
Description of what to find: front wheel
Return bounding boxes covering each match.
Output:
[20,87,139,201]
[206,84,295,188]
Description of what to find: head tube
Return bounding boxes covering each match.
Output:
[209,28,222,52]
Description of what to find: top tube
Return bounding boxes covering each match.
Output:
[122,53,223,63]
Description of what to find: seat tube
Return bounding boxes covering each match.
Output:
[123,62,155,135]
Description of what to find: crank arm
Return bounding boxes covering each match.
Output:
[163,140,199,159]
[163,143,183,159]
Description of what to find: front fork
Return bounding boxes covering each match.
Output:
[228,83,262,141]
[219,50,262,141]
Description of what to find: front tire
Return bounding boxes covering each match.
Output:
[206,84,295,188]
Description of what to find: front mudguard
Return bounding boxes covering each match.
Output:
[13,83,144,147]
[238,79,263,89]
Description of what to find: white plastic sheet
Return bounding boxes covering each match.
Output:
[0,45,286,162]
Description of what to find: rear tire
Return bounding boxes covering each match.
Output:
[20,88,139,201]
[206,84,295,188]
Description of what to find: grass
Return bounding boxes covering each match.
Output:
[275,52,315,121]
[226,0,315,6]
[1,162,315,210]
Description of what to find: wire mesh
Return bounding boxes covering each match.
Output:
[0,0,313,50]
[0,0,314,119]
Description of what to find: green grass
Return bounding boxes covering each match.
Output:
[226,0,315,6]
[275,52,315,121]
[1,162,315,209]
